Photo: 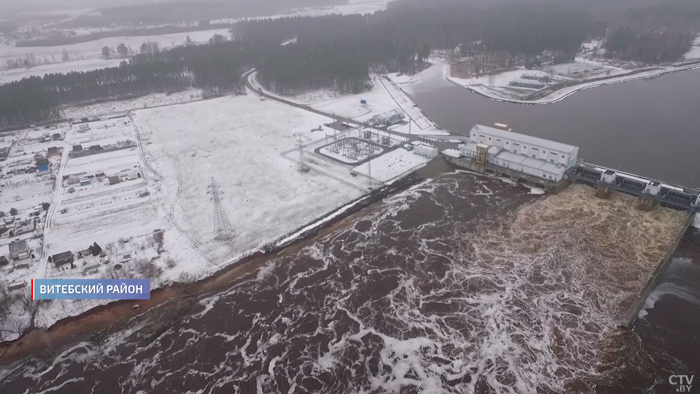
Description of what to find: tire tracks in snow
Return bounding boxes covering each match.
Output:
[128,112,217,266]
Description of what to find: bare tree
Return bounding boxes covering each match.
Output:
[136,259,163,280]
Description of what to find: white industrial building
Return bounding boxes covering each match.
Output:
[413,143,439,158]
[460,124,579,182]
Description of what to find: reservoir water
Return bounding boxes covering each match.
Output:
[411,66,700,188]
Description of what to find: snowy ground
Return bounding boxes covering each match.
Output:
[684,34,700,60]
[0,28,230,73]
[62,89,203,120]
[250,71,450,137]
[0,58,124,85]
[133,93,369,268]
[214,0,390,24]
[351,148,431,182]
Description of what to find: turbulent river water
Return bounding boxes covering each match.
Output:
[0,172,689,394]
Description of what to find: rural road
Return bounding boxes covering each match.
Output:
[242,69,460,151]
[242,69,363,127]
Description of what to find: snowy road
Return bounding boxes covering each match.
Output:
[243,69,460,152]
[37,142,71,280]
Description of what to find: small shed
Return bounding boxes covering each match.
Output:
[368,110,405,128]
[52,251,74,267]
[65,176,80,185]
[48,146,59,156]
[52,133,61,140]
[72,145,83,152]
[37,164,50,173]
[8,280,27,291]
[108,175,121,185]
[83,263,100,275]
[0,256,9,266]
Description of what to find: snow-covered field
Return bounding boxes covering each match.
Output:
[0,28,230,73]
[214,0,390,24]
[133,93,366,267]
[0,58,125,85]
[63,89,203,119]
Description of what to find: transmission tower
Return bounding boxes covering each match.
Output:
[209,177,235,241]
[297,133,310,172]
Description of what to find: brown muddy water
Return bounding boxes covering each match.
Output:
[0,172,688,394]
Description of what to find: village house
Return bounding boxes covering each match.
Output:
[52,251,74,268]
[13,219,35,235]
[9,239,30,260]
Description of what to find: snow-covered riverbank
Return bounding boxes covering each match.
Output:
[441,58,700,105]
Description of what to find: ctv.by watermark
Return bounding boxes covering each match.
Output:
[669,375,695,393]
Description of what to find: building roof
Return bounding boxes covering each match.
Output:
[52,251,74,261]
[470,125,577,153]
[9,240,28,252]
[539,162,566,175]
[496,151,566,175]
[496,151,527,164]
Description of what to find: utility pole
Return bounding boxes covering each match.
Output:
[297,133,309,173]
[368,155,373,189]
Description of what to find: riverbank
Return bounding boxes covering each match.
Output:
[0,160,446,365]
[441,58,700,105]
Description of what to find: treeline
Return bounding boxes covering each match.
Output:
[235,3,593,94]
[604,28,694,63]
[236,3,594,56]
[619,3,700,32]
[0,40,252,130]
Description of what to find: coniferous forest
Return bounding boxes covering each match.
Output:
[1,0,692,131]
